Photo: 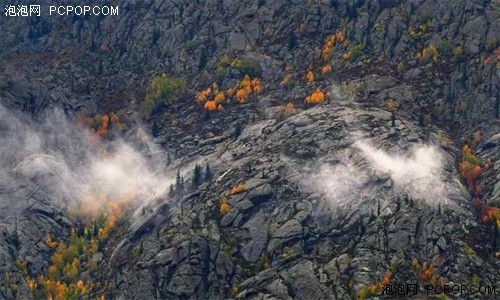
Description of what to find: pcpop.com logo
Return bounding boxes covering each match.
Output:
[49,6,119,16]
[5,5,41,16]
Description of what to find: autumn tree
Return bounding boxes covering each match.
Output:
[110,113,122,131]
[321,32,347,61]
[220,201,230,215]
[457,140,500,245]
[214,92,225,104]
[230,183,245,195]
[305,88,325,104]
[45,234,58,248]
[204,100,217,111]
[387,99,396,126]
[196,87,211,103]
[285,102,295,115]
[306,70,315,82]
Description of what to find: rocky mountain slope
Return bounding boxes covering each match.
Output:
[1,0,499,299]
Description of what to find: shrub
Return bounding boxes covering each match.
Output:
[349,44,364,60]
[45,234,58,248]
[417,44,438,63]
[281,74,293,85]
[260,253,270,269]
[231,59,262,77]
[141,73,187,117]
[453,46,464,61]
[411,259,445,287]
[14,259,28,276]
[397,61,406,74]
[486,38,499,51]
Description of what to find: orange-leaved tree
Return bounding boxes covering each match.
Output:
[458,142,499,235]
[459,144,482,191]
[305,88,325,104]
[204,100,217,111]
[96,114,109,137]
[321,32,347,61]
[358,271,393,300]
[214,92,225,104]
[387,99,396,126]
[220,202,230,215]
[285,102,295,115]
[306,70,315,82]
[230,183,245,195]
[322,65,331,74]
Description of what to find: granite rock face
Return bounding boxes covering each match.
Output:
[106,105,498,299]
[0,0,498,137]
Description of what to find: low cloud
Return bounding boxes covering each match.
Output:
[303,140,448,211]
[0,105,172,216]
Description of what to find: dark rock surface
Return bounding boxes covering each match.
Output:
[108,104,498,299]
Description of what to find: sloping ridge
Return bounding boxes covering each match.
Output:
[108,105,498,299]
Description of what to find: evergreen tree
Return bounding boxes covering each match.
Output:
[175,169,182,192]
[192,164,202,186]
[167,153,172,166]
[204,163,213,182]
[152,27,160,45]
[234,123,243,138]
[198,49,208,70]
[288,31,297,50]
[168,184,175,197]
[152,121,160,137]
[495,93,499,119]
[179,175,185,193]
[98,60,103,75]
